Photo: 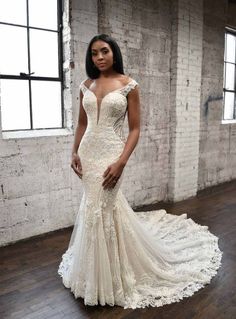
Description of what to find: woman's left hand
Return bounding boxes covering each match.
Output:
[102,160,125,189]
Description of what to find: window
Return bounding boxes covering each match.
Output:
[223,27,236,121]
[0,0,63,132]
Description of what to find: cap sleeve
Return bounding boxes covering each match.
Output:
[79,79,87,95]
[122,79,139,97]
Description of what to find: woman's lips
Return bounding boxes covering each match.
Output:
[98,63,105,66]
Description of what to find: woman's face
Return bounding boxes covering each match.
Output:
[91,40,114,71]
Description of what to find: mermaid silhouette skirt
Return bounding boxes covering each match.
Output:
[57,78,223,309]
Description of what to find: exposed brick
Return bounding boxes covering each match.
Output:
[0,0,236,246]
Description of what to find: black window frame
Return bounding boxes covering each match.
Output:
[223,27,236,121]
[0,0,64,132]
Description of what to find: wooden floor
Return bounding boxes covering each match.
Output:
[0,180,236,319]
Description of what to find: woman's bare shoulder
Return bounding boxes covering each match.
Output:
[83,78,93,89]
[119,75,133,86]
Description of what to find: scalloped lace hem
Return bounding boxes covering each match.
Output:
[58,239,222,309]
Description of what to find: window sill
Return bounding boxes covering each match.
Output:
[221,119,236,124]
[1,128,73,140]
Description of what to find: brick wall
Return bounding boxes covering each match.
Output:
[198,0,236,188]
[0,0,235,246]
[169,0,203,201]
[96,0,172,205]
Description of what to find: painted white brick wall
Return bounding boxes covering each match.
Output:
[0,0,98,246]
[0,0,236,246]
[198,0,236,189]
[168,0,203,201]
[96,0,173,206]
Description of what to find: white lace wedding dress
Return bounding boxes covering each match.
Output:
[58,78,223,309]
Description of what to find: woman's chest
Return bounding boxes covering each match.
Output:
[82,91,128,121]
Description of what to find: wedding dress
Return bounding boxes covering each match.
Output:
[58,78,223,309]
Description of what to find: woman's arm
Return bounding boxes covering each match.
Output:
[71,88,87,178]
[102,85,140,189]
[118,85,141,166]
[71,89,88,156]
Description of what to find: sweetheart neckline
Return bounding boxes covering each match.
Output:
[82,79,135,125]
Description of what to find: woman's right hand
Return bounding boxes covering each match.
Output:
[71,153,83,179]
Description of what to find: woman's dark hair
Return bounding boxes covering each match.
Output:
[85,34,125,79]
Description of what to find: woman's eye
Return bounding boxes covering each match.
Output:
[91,50,108,56]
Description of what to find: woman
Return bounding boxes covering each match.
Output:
[58,34,223,309]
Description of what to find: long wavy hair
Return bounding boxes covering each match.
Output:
[85,34,125,79]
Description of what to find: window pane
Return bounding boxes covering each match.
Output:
[225,63,235,91]
[0,0,27,25]
[224,91,235,120]
[31,81,62,129]
[0,24,28,75]
[226,33,236,63]
[30,29,59,77]
[29,0,58,30]
[1,79,30,130]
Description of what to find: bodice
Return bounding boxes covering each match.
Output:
[79,78,139,139]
